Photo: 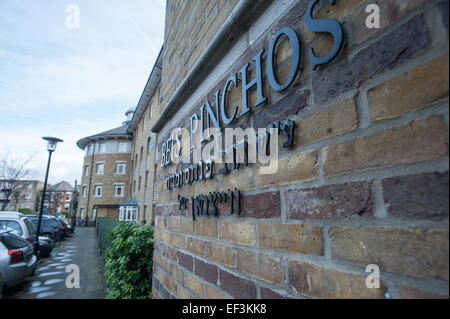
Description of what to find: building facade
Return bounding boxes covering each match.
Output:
[76,112,133,225]
[0,180,44,211]
[41,181,75,215]
[149,0,449,299]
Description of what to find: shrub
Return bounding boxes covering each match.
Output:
[19,208,37,215]
[104,222,154,299]
[96,217,119,256]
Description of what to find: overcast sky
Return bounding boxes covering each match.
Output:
[0,0,165,186]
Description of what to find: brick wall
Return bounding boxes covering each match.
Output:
[152,0,449,299]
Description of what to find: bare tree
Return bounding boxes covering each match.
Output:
[0,154,34,211]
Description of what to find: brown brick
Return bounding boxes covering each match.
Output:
[167,217,179,231]
[313,15,429,104]
[185,272,204,298]
[219,269,257,299]
[237,249,284,285]
[256,150,319,188]
[187,237,204,256]
[156,216,166,229]
[172,264,184,284]
[180,218,194,233]
[259,223,324,256]
[205,242,235,267]
[164,274,177,295]
[369,55,449,121]
[170,233,186,249]
[178,251,194,271]
[195,258,218,284]
[329,226,449,280]
[220,221,256,246]
[154,253,171,273]
[399,286,448,299]
[288,259,386,299]
[196,218,218,238]
[382,172,449,221]
[242,191,281,218]
[285,182,372,220]
[295,98,358,147]
[205,285,227,299]
[323,116,449,177]
[177,285,193,299]
[219,167,255,192]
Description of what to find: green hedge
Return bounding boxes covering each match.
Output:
[104,222,154,299]
[96,217,120,256]
[19,208,38,215]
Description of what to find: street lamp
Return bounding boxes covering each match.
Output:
[35,137,63,256]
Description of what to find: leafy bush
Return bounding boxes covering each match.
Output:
[19,208,38,215]
[104,222,154,299]
[96,217,119,256]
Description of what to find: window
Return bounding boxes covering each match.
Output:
[99,143,106,153]
[114,184,125,197]
[119,206,138,222]
[0,220,23,236]
[82,186,87,197]
[27,184,33,190]
[116,162,126,174]
[118,142,128,153]
[96,163,104,175]
[80,208,85,219]
[85,165,90,177]
[94,185,102,197]
[66,192,72,201]
[24,193,32,200]
[18,183,24,189]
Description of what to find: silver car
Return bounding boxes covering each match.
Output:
[0,212,37,247]
[0,230,37,288]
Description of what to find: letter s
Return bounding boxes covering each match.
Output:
[306,0,344,70]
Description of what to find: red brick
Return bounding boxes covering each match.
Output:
[178,251,194,271]
[285,182,372,220]
[194,258,218,284]
[399,286,448,299]
[242,191,281,218]
[382,172,449,221]
[219,269,257,299]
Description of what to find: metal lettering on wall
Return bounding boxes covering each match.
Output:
[159,0,345,217]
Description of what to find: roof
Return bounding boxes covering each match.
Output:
[119,197,139,206]
[47,181,74,192]
[76,124,131,150]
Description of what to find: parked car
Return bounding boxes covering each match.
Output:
[37,236,54,257]
[0,212,37,248]
[0,230,37,288]
[0,270,4,299]
[28,216,62,242]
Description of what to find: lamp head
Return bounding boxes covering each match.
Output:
[42,137,63,152]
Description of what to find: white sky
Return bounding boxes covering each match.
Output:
[0,0,166,185]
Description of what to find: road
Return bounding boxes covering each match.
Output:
[3,227,105,299]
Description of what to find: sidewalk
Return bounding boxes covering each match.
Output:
[4,227,105,299]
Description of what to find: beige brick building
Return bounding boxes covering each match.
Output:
[76,111,133,226]
[0,180,43,211]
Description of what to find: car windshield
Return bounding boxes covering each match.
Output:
[0,220,23,236]
[0,232,28,249]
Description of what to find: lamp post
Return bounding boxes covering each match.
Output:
[35,137,63,256]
